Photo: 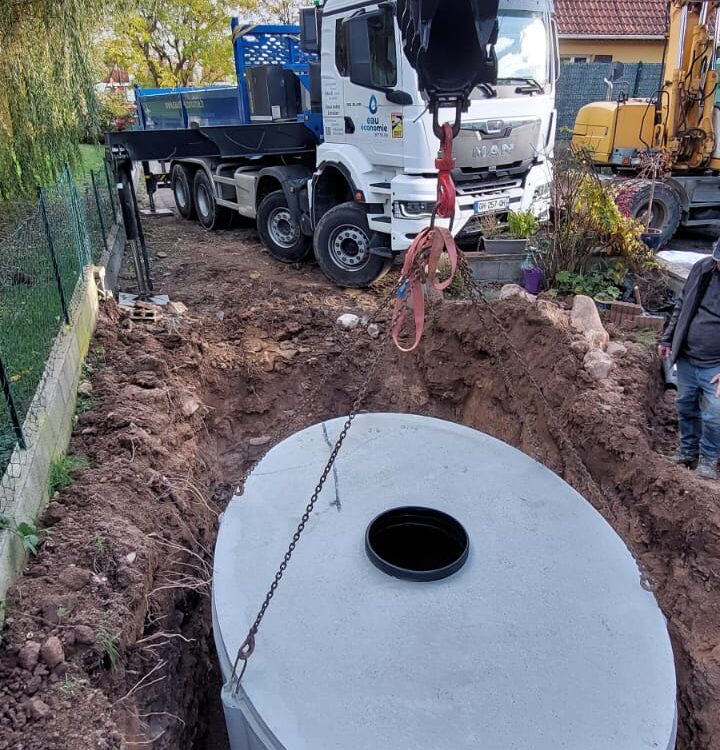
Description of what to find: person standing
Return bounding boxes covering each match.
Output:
[658,243,720,480]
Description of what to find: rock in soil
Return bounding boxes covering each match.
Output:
[337,313,360,330]
[607,341,628,357]
[40,637,64,669]
[17,641,41,671]
[26,697,51,720]
[73,626,95,645]
[584,350,616,380]
[571,294,609,351]
[499,284,536,303]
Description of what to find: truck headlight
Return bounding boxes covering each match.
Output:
[393,200,436,218]
[533,183,551,201]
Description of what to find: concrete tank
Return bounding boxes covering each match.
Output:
[213,413,677,750]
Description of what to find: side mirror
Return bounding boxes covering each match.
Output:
[610,61,625,82]
[300,7,321,54]
[346,6,396,90]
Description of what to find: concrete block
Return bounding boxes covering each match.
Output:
[0,269,101,616]
[464,252,522,283]
[609,301,643,328]
[632,315,665,332]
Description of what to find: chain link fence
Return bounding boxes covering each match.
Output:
[0,163,117,478]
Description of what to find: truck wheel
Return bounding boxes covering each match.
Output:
[625,182,681,248]
[193,169,233,230]
[171,164,195,219]
[257,190,312,263]
[313,203,391,288]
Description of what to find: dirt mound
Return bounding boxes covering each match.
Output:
[1,213,718,749]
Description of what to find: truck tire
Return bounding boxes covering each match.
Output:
[171,164,195,219]
[313,203,391,288]
[193,169,233,230]
[624,182,682,248]
[257,190,312,263]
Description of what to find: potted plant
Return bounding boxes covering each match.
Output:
[483,210,539,255]
[521,245,544,294]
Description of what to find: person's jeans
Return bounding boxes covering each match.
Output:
[676,357,720,460]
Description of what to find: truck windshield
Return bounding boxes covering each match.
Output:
[477,11,549,95]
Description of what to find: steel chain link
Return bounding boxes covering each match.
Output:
[230,271,412,691]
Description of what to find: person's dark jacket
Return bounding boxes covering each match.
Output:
[660,256,717,365]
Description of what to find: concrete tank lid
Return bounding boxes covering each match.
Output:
[213,413,676,750]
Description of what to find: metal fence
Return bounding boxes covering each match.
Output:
[556,62,664,138]
[0,163,117,477]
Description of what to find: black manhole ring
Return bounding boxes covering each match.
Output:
[365,506,469,582]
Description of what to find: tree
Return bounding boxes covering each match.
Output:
[257,0,305,25]
[0,0,107,198]
[103,0,252,88]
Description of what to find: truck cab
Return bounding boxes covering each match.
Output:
[109,0,558,288]
[317,0,557,257]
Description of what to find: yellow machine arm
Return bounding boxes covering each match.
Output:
[659,1,720,169]
[572,0,720,171]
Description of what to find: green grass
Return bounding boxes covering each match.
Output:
[48,453,88,494]
[629,328,659,347]
[96,627,120,669]
[75,144,105,184]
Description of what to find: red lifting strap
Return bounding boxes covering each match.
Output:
[391,226,459,352]
[435,123,457,219]
[392,122,459,353]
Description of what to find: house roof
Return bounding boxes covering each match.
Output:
[554,0,667,37]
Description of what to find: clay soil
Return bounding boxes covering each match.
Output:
[0,210,718,749]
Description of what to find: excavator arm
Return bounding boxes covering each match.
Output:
[659,0,720,169]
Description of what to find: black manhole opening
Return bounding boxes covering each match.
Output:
[365,506,469,582]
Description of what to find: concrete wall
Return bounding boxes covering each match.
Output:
[556,62,663,137]
[0,222,125,613]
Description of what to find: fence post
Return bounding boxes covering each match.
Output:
[104,159,118,220]
[0,352,26,450]
[38,187,71,325]
[90,171,109,256]
[633,62,643,97]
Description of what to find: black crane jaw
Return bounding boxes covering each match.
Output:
[397,0,500,118]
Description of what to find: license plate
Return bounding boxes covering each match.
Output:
[473,197,510,215]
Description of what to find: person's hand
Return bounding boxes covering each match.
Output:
[712,373,720,398]
[658,344,672,359]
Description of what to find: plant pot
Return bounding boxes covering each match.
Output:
[483,237,528,255]
[641,228,663,252]
[522,266,544,294]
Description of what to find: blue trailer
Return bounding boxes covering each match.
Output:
[133,23,322,138]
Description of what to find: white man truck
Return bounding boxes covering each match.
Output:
[107,0,559,288]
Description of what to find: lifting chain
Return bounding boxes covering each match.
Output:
[229,271,413,692]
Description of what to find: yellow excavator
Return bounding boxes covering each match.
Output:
[572,0,720,246]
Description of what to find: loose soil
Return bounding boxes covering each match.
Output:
[1,210,718,750]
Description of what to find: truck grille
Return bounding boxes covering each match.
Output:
[453,175,523,197]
